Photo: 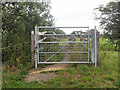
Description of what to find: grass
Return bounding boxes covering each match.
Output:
[2,38,119,88]
[100,38,118,51]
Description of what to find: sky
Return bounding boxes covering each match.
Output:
[50,0,113,34]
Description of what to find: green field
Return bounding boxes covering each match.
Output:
[2,38,119,88]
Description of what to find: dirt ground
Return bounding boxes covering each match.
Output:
[25,53,70,82]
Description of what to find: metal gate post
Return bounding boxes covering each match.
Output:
[95,26,97,66]
[91,30,95,64]
[35,26,38,68]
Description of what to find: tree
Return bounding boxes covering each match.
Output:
[2,2,54,66]
[95,1,120,50]
[53,29,65,34]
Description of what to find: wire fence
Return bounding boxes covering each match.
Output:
[0,41,29,50]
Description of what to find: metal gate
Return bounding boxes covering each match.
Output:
[35,26,98,68]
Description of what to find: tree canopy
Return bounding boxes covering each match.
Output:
[95,1,120,50]
[2,2,55,66]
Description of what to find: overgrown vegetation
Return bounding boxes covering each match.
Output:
[2,2,54,69]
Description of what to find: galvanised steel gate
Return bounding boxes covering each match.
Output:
[35,26,98,68]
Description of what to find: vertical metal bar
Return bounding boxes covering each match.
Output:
[95,26,97,66]
[91,30,92,63]
[35,26,37,68]
[88,27,90,62]
[37,27,39,64]
[91,30,95,63]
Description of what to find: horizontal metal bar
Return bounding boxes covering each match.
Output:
[39,37,47,42]
[37,26,89,29]
[38,34,88,36]
[38,52,88,53]
[38,62,93,64]
[38,41,89,43]
[73,31,88,32]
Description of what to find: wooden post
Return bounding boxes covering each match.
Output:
[97,32,100,66]
[31,31,34,67]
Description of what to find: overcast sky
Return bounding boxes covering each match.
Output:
[50,0,113,34]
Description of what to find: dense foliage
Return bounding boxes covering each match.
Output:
[2,2,54,67]
[95,1,120,50]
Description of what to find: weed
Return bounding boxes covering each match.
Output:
[67,68,75,74]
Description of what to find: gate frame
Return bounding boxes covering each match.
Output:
[34,26,98,68]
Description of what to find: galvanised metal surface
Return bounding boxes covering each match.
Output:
[37,26,89,28]
[91,26,98,66]
[91,30,95,63]
[35,26,38,68]
[94,26,97,67]
[35,26,97,68]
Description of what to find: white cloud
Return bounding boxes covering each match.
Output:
[50,0,113,34]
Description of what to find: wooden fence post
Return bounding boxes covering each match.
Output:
[31,31,34,67]
[97,32,100,66]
